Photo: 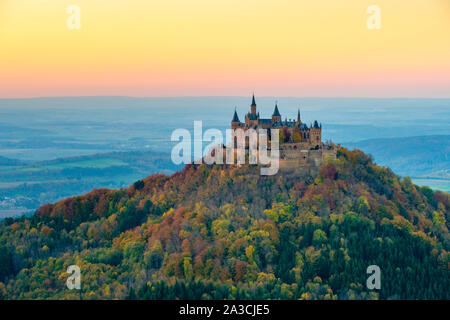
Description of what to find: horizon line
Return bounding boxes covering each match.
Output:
[1,95,450,100]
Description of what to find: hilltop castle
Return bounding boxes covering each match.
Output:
[230,95,336,168]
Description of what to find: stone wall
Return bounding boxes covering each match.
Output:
[278,145,337,170]
[211,144,336,170]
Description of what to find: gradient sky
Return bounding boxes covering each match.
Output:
[0,0,449,98]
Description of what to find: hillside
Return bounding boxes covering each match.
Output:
[0,147,448,299]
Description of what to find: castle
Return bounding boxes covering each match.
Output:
[231,95,336,168]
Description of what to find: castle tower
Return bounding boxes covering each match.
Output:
[309,120,322,148]
[272,103,281,123]
[231,108,241,130]
[296,109,301,124]
[245,94,258,128]
[250,94,257,115]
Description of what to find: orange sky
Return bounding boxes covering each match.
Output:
[0,0,449,98]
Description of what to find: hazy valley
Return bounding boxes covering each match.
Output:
[0,97,449,218]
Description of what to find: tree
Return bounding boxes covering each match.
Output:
[312,229,327,245]
[144,240,164,269]
[183,257,194,281]
[134,180,145,190]
[0,246,13,282]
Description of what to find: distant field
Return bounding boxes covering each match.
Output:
[0,209,31,219]
[17,158,128,172]
[412,178,450,192]
[0,150,180,217]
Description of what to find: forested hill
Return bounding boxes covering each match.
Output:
[0,148,448,300]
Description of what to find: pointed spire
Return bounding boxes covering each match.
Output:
[232,107,240,122]
[251,93,256,106]
[272,102,281,117]
[297,109,301,123]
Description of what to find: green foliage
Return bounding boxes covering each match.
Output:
[134,180,145,190]
[312,229,327,245]
[87,248,123,266]
[376,205,393,220]
[144,241,164,269]
[0,246,13,282]
[124,241,145,263]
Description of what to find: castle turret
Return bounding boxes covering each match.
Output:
[231,108,241,129]
[272,103,281,123]
[250,94,257,115]
[245,94,258,128]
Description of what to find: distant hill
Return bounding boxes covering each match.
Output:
[343,135,449,179]
[0,156,27,166]
[0,147,448,299]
